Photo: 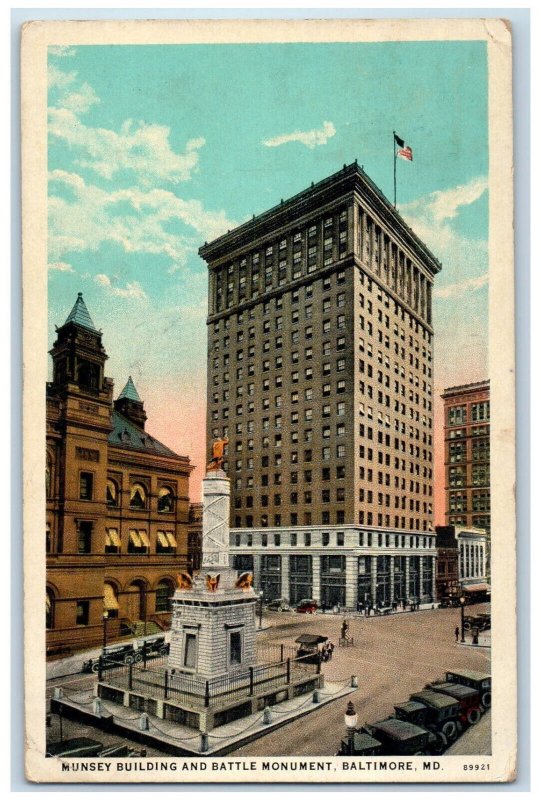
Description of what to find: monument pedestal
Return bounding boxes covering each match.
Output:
[168,469,257,679]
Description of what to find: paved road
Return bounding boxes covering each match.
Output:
[233,605,490,756]
[46,604,490,758]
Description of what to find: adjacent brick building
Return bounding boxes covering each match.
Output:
[442,381,490,535]
[46,294,196,656]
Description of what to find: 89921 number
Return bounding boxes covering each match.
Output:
[463,764,490,771]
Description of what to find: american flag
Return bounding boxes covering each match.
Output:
[397,145,413,162]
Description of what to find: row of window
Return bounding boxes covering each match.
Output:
[232,529,435,549]
[447,441,490,463]
[358,209,432,324]
[448,465,490,487]
[46,522,178,555]
[233,511,432,530]
[448,401,490,426]
[72,473,176,512]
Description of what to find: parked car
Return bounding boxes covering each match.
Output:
[363,718,440,756]
[401,689,462,748]
[443,669,491,708]
[46,738,104,758]
[266,599,291,612]
[426,681,485,726]
[463,614,491,632]
[295,599,318,614]
[136,635,169,656]
[88,643,138,672]
[338,731,383,756]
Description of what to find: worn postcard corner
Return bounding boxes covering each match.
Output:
[22,16,515,785]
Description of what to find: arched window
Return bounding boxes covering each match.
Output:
[106,479,119,507]
[78,361,99,390]
[46,523,51,554]
[103,583,120,619]
[46,589,54,629]
[158,486,174,513]
[130,482,147,509]
[155,580,174,613]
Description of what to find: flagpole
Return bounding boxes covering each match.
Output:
[393,130,397,208]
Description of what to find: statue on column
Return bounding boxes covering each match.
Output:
[207,437,229,471]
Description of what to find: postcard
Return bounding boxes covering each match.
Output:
[21,17,515,783]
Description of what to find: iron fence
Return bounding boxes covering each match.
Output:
[99,649,319,710]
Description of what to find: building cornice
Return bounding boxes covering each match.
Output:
[199,162,442,276]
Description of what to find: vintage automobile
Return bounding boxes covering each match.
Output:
[295,598,318,614]
[266,599,291,612]
[400,689,462,747]
[463,613,491,632]
[136,635,169,656]
[84,643,139,673]
[46,737,104,758]
[294,633,328,664]
[363,718,440,756]
[443,669,491,709]
[337,731,383,756]
[426,681,484,726]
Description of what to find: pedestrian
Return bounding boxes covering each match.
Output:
[329,642,335,660]
[454,625,460,642]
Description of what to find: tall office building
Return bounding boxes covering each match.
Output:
[199,163,441,609]
[442,380,490,535]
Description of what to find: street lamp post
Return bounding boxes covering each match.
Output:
[258,591,264,629]
[102,611,109,652]
[344,701,358,755]
[459,595,466,643]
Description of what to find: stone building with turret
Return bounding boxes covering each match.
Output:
[46,293,196,656]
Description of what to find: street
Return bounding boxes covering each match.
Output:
[234,604,490,756]
[46,604,490,757]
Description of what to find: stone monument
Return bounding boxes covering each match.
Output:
[168,440,257,678]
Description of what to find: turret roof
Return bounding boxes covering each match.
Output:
[64,293,98,332]
[118,376,142,403]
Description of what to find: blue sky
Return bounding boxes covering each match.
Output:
[47,41,489,509]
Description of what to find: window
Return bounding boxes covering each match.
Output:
[106,478,118,506]
[79,472,94,500]
[105,527,120,554]
[130,482,147,509]
[304,531,311,546]
[158,486,174,513]
[184,632,198,669]
[76,601,89,626]
[77,521,92,554]
[155,580,174,611]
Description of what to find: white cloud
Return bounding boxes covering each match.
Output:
[48,169,237,270]
[48,64,77,90]
[48,45,76,58]
[400,176,489,290]
[48,261,74,272]
[62,82,100,114]
[403,177,488,225]
[94,273,147,300]
[49,106,206,185]
[434,272,488,300]
[263,121,336,149]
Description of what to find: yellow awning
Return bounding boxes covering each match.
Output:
[109,529,121,547]
[103,583,119,611]
[166,532,177,548]
[139,531,150,548]
[129,530,142,547]
[157,532,169,547]
[105,531,112,547]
